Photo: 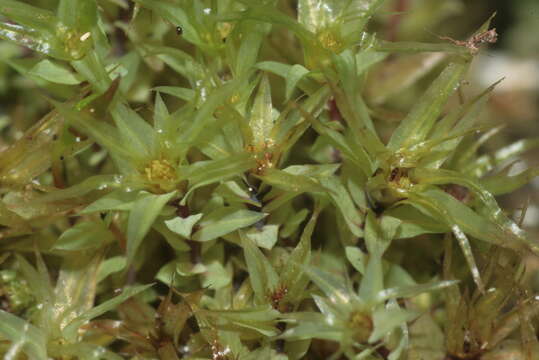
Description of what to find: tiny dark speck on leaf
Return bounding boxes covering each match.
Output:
[176,26,183,35]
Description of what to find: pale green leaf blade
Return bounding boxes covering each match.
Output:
[240,231,279,304]
[80,189,142,214]
[164,214,203,238]
[54,220,114,251]
[0,311,47,360]
[250,75,274,151]
[369,307,416,343]
[152,86,195,102]
[245,224,279,250]
[57,0,98,33]
[375,280,459,303]
[388,60,470,151]
[28,59,84,85]
[126,191,177,265]
[192,208,267,242]
[319,176,364,237]
[285,64,310,101]
[63,284,153,340]
[345,246,366,275]
[258,168,326,194]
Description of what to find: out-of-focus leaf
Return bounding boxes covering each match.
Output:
[96,256,126,283]
[192,207,266,242]
[15,254,53,305]
[482,167,539,196]
[235,21,270,78]
[132,0,202,46]
[375,41,468,55]
[470,138,539,178]
[375,280,459,303]
[0,310,47,360]
[367,52,449,104]
[281,208,309,238]
[51,343,123,360]
[57,0,98,33]
[0,1,92,60]
[202,261,232,290]
[152,86,195,102]
[127,191,177,265]
[54,254,103,333]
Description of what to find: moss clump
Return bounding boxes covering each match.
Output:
[0,1,538,359]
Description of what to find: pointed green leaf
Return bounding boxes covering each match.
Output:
[305,266,357,309]
[63,284,153,341]
[245,224,279,250]
[182,153,256,190]
[369,307,416,343]
[410,188,538,254]
[281,206,319,302]
[132,0,201,46]
[81,189,143,214]
[54,220,114,251]
[285,64,310,101]
[482,167,539,196]
[375,280,459,303]
[241,231,279,304]
[57,0,97,33]
[412,168,533,256]
[388,60,470,151]
[165,214,203,239]
[127,191,177,265]
[192,207,266,242]
[28,59,84,85]
[110,103,156,159]
[0,311,47,360]
[319,176,364,237]
[258,168,326,194]
[153,86,195,102]
[250,75,274,151]
[345,246,367,275]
